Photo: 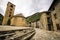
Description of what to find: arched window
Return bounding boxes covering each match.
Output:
[10,5,13,8]
[54,13,57,19]
[9,12,11,17]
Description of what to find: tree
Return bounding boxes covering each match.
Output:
[0,14,4,25]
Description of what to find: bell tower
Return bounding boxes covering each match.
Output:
[2,2,15,25]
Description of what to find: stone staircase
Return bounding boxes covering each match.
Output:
[0,26,35,40]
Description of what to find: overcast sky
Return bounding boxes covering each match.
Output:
[0,0,53,17]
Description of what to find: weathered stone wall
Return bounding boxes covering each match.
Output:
[30,20,41,28]
[40,13,48,30]
[33,22,36,28]
[51,1,60,31]
[11,17,16,25]
[51,11,57,31]
[11,17,27,27]
[31,22,34,27]
[2,2,15,25]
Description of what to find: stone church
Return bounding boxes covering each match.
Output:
[11,13,27,26]
[2,0,60,31]
[2,2,27,27]
[2,2,15,25]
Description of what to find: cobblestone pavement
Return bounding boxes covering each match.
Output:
[30,28,60,40]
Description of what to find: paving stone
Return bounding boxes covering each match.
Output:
[30,28,60,40]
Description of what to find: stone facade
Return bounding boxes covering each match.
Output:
[40,12,47,30]
[2,2,15,25]
[2,2,27,27]
[33,22,36,28]
[26,12,42,28]
[40,12,54,31]
[31,21,40,28]
[50,0,60,31]
[40,0,60,31]
[11,14,27,27]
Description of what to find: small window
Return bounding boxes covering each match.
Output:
[36,21,39,28]
[51,7,55,11]
[54,13,57,19]
[10,9,12,11]
[29,22,31,27]
[10,5,13,8]
[46,12,50,15]
[9,12,11,17]
[52,8,55,10]
[47,17,51,23]
[9,14,11,17]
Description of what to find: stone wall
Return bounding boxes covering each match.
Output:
[11,17,27,27]
[51,1,60,31]
[2,2,15,25]
[40,13,48,30]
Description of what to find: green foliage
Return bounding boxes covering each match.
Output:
[0,14,4,25]
[26,12,42,23]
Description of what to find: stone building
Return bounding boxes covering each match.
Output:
[40,0,60,31]
[2,2,27,27]
[27,11,54,31]
[26,12,42,28]
[37,0,60,31]
[11,14,27,27]
[2,2,15,25]
[40,11,53,31]
[49,0,60,31]
[26,0,60,31]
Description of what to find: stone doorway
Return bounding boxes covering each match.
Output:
[48,24,53,31]
[7,19,11,25]
[48,24,52,31]
[56,24,60,30]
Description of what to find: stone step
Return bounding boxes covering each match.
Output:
[9,30,35,40]
[0,33,15,37]
[22,32,35,40]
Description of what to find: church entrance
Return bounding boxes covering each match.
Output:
[7,19,11,25]
[48,24,52,31]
